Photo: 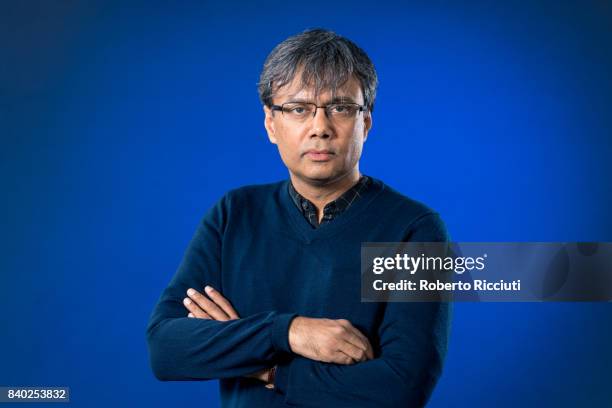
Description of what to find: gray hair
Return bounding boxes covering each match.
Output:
[258,28,378,112]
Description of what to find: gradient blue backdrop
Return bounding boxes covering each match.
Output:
[2,1,611,406]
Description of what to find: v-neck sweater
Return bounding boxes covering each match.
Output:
[146,176,451,408]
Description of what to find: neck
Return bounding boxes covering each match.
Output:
[289,167,362,216]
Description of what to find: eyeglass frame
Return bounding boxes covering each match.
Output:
[269,102,368,121]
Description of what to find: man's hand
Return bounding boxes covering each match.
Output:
[183,285,239,321]
[288,316,374,365]
[183,286,271,382]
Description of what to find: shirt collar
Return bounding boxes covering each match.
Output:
[287,175,372,228]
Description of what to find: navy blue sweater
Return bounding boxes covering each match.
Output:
[146,177,451,407]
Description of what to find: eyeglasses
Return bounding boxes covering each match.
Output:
[270,102,367,124]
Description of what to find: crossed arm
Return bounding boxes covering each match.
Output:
[182,285,375,383]
[148,283,448,408]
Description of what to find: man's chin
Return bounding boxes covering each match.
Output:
[293,169,348,186]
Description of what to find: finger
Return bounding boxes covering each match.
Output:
[183,297,212,319]
[187,288,230,321]
[338,339,368,362]
[337,320,374,360]
[204,286,240,319]
[187,312,210,319]
[365,341,374,360]
[332,350,357,365]
[348,329,374,360]
[184,297,211,319]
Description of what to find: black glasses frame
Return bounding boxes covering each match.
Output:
[270,102,367,118]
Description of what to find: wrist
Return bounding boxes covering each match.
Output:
[288,316,304,353]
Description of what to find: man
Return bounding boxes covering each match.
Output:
[146,28,451,407]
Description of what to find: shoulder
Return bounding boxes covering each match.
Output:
[371,177,437,218]
[224,180,284,201]
[200,181,285,232]
[370,177,449,242]
[219,180,286,212]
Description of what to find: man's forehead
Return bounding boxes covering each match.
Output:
[274,76,363,103]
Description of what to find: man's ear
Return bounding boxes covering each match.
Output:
[263,106,278,144]
[363,111,372,142]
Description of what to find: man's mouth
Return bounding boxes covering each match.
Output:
[304,149,335,161]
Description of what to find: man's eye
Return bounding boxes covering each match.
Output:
[331,105,352,114]
[284,105,309,115]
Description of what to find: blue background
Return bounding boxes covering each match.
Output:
[2,1,611,406]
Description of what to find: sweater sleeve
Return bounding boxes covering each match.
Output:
[145,194,297,381]
[273,212,452,407]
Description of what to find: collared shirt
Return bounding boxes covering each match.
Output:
[287,175,372,228]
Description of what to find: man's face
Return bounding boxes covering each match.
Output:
[264,75,372,185]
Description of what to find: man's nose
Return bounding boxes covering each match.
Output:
[310,106,333,138]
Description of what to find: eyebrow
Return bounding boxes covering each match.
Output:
[283,96,358,104]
